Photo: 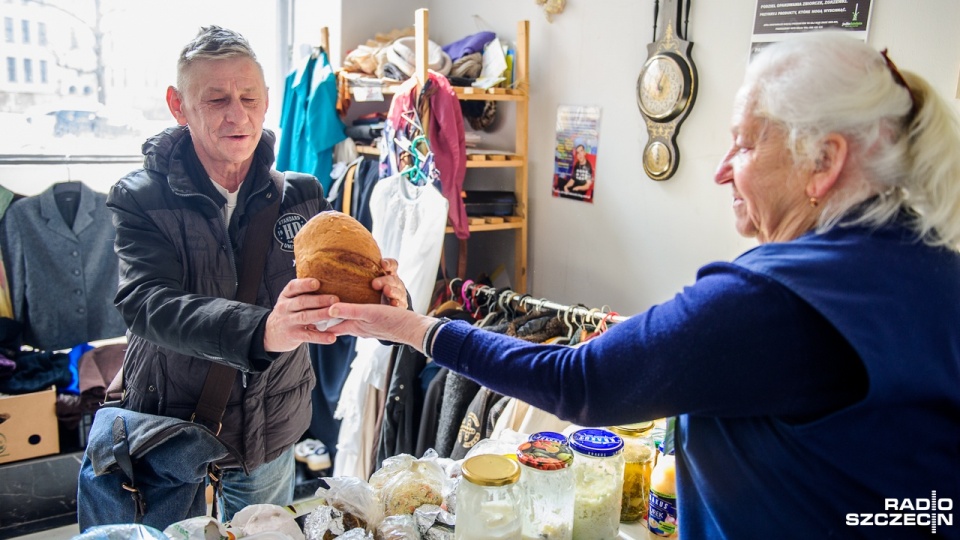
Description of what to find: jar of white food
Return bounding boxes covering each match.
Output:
[568,428,625,540]
[456,454,522,540]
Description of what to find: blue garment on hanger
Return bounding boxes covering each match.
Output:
[276,51,346,194]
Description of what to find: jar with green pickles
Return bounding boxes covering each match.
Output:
[610,423,656,523]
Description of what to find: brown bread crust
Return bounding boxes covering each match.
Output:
[294,211,385,304]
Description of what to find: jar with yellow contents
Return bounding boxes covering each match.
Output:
[609,423,656,523]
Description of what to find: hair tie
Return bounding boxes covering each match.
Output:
[880,48,918,121]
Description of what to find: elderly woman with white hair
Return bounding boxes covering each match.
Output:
[319,33,960,537]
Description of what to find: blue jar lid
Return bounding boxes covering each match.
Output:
[529,431,567,444]
[568,428,624,458]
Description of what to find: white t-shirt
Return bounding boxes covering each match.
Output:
[211,179,240,224]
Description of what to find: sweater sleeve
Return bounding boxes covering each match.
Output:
[430,262,866,427]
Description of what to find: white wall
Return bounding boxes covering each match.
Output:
[344,0,960,317]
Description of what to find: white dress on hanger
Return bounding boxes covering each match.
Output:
[333,174,447,477]
[369,173,448,314]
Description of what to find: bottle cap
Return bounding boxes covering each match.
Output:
[609,422,655,437]
[517,439,574,471]
[528,431,567,444]
[462,454,520,486]
[568,428,624,458]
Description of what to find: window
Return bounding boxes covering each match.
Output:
[20,19,28,44]
[0,0,284,199]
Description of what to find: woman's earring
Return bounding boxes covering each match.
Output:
[809,197,820,208]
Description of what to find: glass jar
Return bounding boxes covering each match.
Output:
[609,423,656,523]
[456,454,522,540]
[648,446,678,538]
[568,428,624,540]
[517,436,575,540]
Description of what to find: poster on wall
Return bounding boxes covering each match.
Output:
[751,1,872,56]
[553,105,601,203]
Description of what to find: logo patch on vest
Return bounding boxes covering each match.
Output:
[274,213,306,252]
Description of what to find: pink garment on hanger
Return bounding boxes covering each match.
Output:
[388,72,469,239]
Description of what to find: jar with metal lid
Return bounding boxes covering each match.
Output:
[456,454,522,540]
[609,423,656,523]
[516,435,575,540]
[568,428,624,540]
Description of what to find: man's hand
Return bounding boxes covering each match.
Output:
[374,258,409,309]
[263,278,339,352]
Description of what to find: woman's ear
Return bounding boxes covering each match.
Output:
[807,133,848,199]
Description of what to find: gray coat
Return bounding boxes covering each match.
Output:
[110,126,330,471]
[3,182,126,350]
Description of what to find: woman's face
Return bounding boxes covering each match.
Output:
[714,95,813,243]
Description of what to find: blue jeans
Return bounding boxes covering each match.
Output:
[217,445,295,521]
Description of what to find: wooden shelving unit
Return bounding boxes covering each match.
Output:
[342,11,529,292]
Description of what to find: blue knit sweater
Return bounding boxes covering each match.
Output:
[431,220,960,538]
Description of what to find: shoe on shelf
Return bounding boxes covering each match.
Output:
[294,438,331,472]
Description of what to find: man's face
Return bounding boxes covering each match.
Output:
[168,56,268,172]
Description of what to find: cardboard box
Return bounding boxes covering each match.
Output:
[0,385,60,464]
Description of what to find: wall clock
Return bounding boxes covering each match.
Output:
[637,0,697,181]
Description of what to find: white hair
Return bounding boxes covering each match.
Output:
[743,33,960,249]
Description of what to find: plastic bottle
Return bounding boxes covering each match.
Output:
[647,446,677,537]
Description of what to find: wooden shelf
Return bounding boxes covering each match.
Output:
[447,216,525,233]
[339,15,529,292]
[453,87,526,101]
[357,145,524,168]
[356,144,379,156]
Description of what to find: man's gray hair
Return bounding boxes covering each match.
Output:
[176,25,262,91]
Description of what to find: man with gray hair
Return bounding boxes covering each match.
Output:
[77,26,408,529]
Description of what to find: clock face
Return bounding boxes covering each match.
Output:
[643,141,672,179]
[637,54,687,121]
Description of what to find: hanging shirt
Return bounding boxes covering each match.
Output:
[369,174,448,315]
[385,74,468,239]
[277,51,347,194]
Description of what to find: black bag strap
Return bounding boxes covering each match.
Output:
[192,172,284,434]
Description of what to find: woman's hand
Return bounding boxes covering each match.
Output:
[263,278,339,351]
[327,302,434,352]
[374,258,409,309]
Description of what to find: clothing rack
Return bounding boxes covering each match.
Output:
[458,279,629,325]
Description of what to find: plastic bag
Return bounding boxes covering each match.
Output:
[369,451,445,517]
[70,524,166,540]
[413,505,455,540]
[374,515,420,540]
[229,504,304,540]
[313,476,383,530]
[304,505,374,540]
[164,516,231,540]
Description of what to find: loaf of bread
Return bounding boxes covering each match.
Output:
[294,211,385,304]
